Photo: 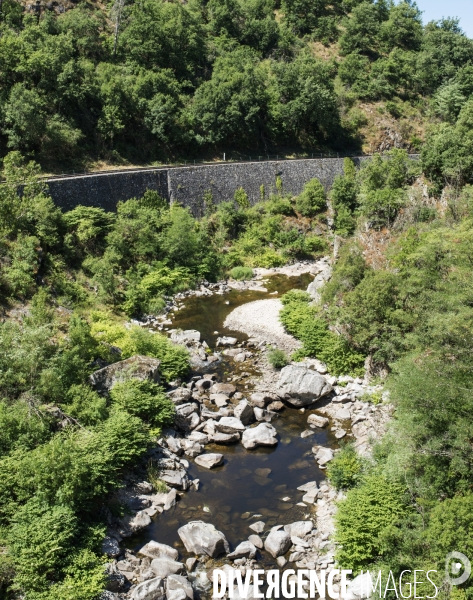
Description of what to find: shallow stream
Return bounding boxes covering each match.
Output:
[128,272,337,566]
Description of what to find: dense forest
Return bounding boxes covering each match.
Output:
[1,0,473,168]
[1,0,473,598]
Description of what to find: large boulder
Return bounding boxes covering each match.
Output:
[264,529,291,558]
[90,355,161,394]
[307,414,329,428]
[307,264,332,303]
[178,521,230,558]
[160,469,189,490]
[168,387,193,405]
[276,365,333,407]
[241,423,278,449]
[130,577,165,600]
[194,453,224,469]
[137,541,178,561]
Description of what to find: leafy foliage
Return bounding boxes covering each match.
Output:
[335,475,407,573]
[280,290,365,375]
[327,443,364,490]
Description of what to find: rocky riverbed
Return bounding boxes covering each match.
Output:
[98,261,393,600]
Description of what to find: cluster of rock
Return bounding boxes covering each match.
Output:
[104,512,346,600]
[167,372,282,455]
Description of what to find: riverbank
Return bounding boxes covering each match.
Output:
[100,263,393,600]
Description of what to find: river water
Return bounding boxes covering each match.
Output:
[128,273,337,567]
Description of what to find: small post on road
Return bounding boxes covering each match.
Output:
[223,153,226,161]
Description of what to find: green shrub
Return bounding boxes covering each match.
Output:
[229,266,253,280]
[265,197,294,215]
[280,300,317,335]
[62,384,108,426]
[109,379,175,428]
[295,178,327,217]
[280,293,365,375]
[234,187,250,209]
[249,249,286,268]
[90,316,190,382]
[304,235,328,254]
[335,474,407,572]
[281,289,312,306]
[0,400,54,457]
[267,348,289,369]
[123,266,193,316]
[327,443,364,490]
[425,494,473,566]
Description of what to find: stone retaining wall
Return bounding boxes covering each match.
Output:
[46,156,416,215]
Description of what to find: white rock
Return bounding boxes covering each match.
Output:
[150,557,184,578]
[137,541,178,561]
[248,534,263,549]
[335,408,351,420]
[228,540,257,559]
[307,414,329,428]
[249,521,265,534]
[178,521,230,557]
[167,574,194,600]
[234,400,254,425]
[194,453,224,469]
[241,423,278,449]
[276,365,333,407]
[284,521,313,538]
[264,529,291,558]
[215,417,246,434]
[130,577,165,600]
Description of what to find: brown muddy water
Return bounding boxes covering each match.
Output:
[128,273,337,566]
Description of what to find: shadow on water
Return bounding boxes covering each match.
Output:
[128,272,337,561]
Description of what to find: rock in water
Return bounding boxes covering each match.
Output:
[90,355,161,393]
[227,540,257,559]
[178,521,230,557]
[307,414,329,428]
[194,453,224,469]
[241,423,278,449]
[249,521,265,533]
[276,365,333,407]
[170,330,201,344]
[264,529,291,558]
